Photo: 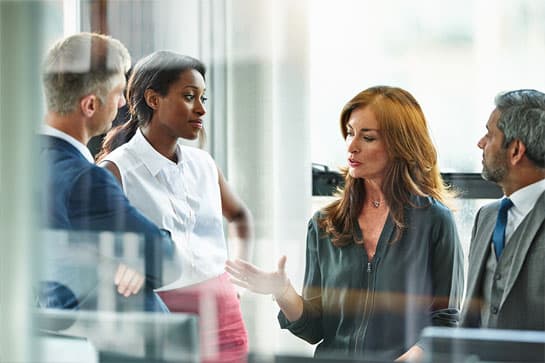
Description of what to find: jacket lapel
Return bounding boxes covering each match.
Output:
[500,190,545,307]
[465,204,498,304]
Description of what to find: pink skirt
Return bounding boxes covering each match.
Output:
[157,272,248,363]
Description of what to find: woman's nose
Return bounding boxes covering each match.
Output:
[347,137,359,153]
[195,99,206,116]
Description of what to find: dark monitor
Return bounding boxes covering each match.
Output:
[421,326,545,363]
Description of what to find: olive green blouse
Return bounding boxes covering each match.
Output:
[278,196,464,361]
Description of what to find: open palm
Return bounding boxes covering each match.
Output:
[225,256,289,296]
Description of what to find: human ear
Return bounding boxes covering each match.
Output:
[80,94,98,118]
[510,139,526,165]
[144,89,160,110]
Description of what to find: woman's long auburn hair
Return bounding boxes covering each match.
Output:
[318,86,454,247]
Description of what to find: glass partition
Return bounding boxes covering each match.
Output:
[35,309,198,363]
[421,327,545,363]
[6,0,545,362]
[34,230,198,362]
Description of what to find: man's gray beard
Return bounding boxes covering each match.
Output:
[481,164,507,183]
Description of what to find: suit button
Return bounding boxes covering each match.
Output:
[492,306,498,314]
[494,273,501,280]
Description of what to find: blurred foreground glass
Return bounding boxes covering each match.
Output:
[33,229,199,362]
[421,326,545,363]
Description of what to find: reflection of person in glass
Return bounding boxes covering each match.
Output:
[38,33,174,311]
[97,51,253,363]
[226,86,464,361]
[461,89,545,330]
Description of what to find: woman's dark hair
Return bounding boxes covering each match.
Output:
[96,51,206,161]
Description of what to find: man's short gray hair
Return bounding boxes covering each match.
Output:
[42,32,131,114]
[495,89,545,168]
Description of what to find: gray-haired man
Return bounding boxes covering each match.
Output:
[38,33,175,311]
[461,89,545,330]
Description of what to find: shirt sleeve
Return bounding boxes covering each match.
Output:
[429,205,465,327]
[412,204,464,349]
[460,206,485,328]
[278,215,325,344]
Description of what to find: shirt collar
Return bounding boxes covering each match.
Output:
[131,128,183,176]
[40,124,94,163]
[508,178,545,216]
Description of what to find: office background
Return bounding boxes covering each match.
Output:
[1,0,545,361]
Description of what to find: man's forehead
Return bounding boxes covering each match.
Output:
[487,108,501,126]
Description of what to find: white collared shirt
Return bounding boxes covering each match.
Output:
[505,178,545,243]
[40,124,94,163]
[103,129,227,290]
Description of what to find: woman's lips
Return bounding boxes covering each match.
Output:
[348,159,361,167]
[189,119,203,129]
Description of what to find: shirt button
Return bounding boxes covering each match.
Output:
[494,273,501,280]
[491,306,499,314]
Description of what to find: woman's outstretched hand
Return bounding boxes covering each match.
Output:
[225,256,290,298]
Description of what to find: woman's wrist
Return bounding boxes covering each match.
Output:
[272,279,291,301]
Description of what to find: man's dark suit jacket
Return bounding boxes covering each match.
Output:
[38,135,175,313]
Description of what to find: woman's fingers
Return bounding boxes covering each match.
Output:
[225,263,249,282]
[225,258,288,295]
[277,255,287,272]
[226,259,267,293]
[228,276,250,289]
[226,259,263,279]
[232,258,260,274]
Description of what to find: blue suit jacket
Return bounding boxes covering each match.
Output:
[38,135,175,313]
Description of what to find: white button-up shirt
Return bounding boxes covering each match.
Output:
[505,178,545,244]
[104,129,228,290]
